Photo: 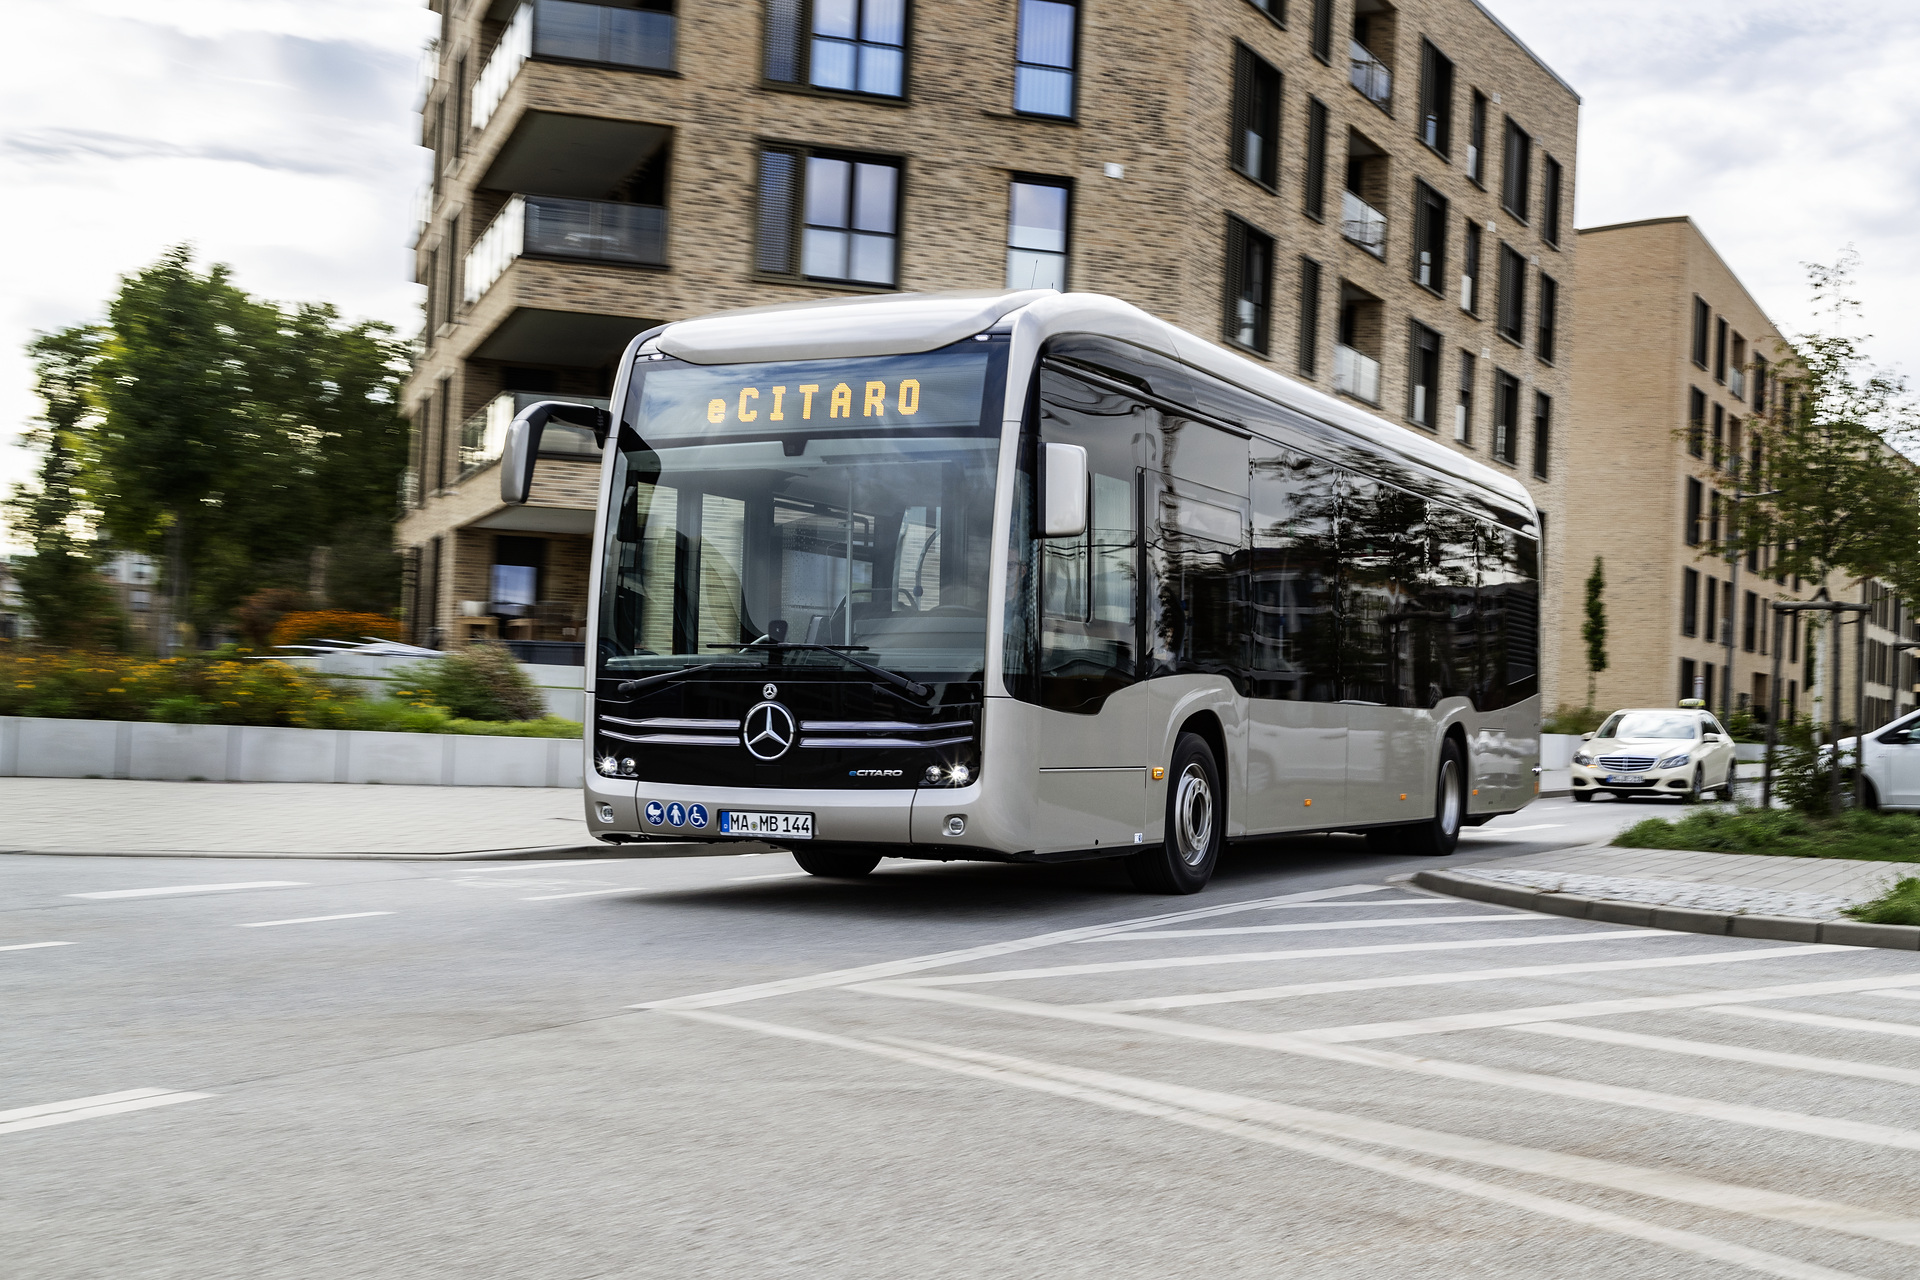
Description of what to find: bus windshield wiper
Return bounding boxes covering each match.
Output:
[711,643,933,701]
[615,661,762,696]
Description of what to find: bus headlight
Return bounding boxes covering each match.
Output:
[920,761,974,787]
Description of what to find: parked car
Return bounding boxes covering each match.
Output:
[1569,705,1736,803]
[1824,708,1920,809]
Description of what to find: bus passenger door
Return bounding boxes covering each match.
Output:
[1247,441,1345,830]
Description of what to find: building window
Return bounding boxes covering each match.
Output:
[1231,44,1282,189]
[1714,315,1729,383]
[1682,567,1699,637]
[130,589,150,613]
[1685,476,1703,545]
[1246,0,1287,24]
[1224,216,1274,354]
[1688,387,1706,457]
[1466,90,1487,185]
[1541,154,1563,247]
[1680,657,1697,703]
[1297,256,1322,376]
[1705,575,1719,645]
[1531,392,1551,478]
[1418,39,1453,156]
[1455,350,1475,444]
[1014,0,1076,118]
[1500,117,1531,221]
[1411,181,1447,292]
[1496,244,1525,344]
[1303,97,1329,219]
[1691,296,1710,368]
[1460,218,1481,314]
[754,146,901,286]
[765,0,908,98]
[1709,488,1722,544]
[1409,322,1441,428]
[1006,176,1070,289]
[1754,353,1769,413]
[1492,369,1519,464]
[1536,273,1557,363]
[1744,590,1758,653]
[1712,402,1724,469]
[1310,0,1333,63]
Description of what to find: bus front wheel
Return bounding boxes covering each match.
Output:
[1128,733,1222,895]
[792,846,883,878]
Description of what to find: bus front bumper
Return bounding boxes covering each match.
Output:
[586,778,997,854]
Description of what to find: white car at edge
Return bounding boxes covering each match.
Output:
[1569,705,1737,803]
[1829,707,1920,810]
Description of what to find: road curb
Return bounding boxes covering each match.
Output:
[1415,867,1920,951]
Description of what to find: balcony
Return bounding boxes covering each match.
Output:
[459,391,607,480]
[1333,344,1382,404]
[1349,40,1391,109]
[473,0,676,131]
[465,195,667,306]
[1341,190,1387,258]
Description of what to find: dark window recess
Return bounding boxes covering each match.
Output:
[753,145,900,286]
[1492,369,1520,464]
[1744,590,1757,653]
[1408,322,1441,428]
[1680,658,1696,703]
[1714,315,1729,383]
[1467,90,1487,184]
[1297,256,1322,376]
[1310,0,1333,62]
[491,535,546,614]
[1754,353,1769,413]
[1303,97,1329,219]
[1247,0,1287,25]
[1531,391,1551,479]
[1461,218,1482,313]
[1709,489,1722,544]
[1223,216,1274,353]
[1501,116,1531,221]
[1015,0,1077,118]
[1413,180,1447,292]
[1231,44,1283,188]
[1712,402,1724,469]
[1541,154,1563,246]
[1692,296,1711,368]
[1688,386,1706,457]
[1537,274,1558,363]
[1455,349,1475,443]
[1418,39,1454,155]
[1682,567,1700,636]
[1706,575,1719,644]
[1496,244,1526,343]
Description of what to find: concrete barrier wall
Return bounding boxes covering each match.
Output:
[291,653,586,722]
[0,717,582,788]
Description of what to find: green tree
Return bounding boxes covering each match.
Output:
[3,329,124,648]
[1582,556,1608,710]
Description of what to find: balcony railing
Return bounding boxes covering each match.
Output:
[1349,39,1391,109]
[459,391,607,480]
[473,1,676,131]
[465,195,667,305]
[1333,344,1382,404]
[1341,189,1387,258]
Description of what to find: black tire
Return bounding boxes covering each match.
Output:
[1572,790,1593,803]
[1864,778,1881,811]
[1127,733,1222,894]
[791,846,883,878]
[1684,765,1704,804]
[1360,741,1468,857]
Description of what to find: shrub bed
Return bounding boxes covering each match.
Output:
[1613,806,1920,863]
[1850,877,1920,926]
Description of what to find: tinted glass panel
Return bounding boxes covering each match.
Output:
[1250,440,1338,701]
[1340,473,1427,706]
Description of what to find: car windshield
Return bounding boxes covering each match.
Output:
[597,344,1006,683]
[1597,712,1696,740]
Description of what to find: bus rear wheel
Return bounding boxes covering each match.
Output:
[1365,740,1467,858]
[1127,733,1221,895]
[791,846,882,878]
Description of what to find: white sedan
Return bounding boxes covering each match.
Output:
[1831,708,1920,810]
[1569,707,1738,803]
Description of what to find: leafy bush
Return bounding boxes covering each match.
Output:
[1543,704,1607,735]
[396,643,544,722]
[271,610,402,649]
[1614,805,1920,862]
[1723,707,1765,743]
[1850,877,1920,926]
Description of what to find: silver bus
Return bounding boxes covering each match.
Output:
[501,290,1540,894]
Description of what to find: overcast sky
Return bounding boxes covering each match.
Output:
[4,0,1918,547]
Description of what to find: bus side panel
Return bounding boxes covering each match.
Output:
[1468,695,1541,813]
[1146,676,1247,838]
[1033,682,1153,855]
[1345,705,1437,826]
[935,695,1042,854]
[1245,699,1347,833]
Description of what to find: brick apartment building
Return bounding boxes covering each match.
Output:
[404,0,1579,702]
[1567,216,1916,730]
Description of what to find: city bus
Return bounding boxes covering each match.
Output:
[501,290,1540,894]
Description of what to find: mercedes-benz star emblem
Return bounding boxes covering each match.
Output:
[742,701,796,761]
[763,683,778,699]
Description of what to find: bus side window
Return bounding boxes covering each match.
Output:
[1422,502,1481,705]
[1338,472,1427,707]
[1476,524,1540,709]
[1249,441,1338,701]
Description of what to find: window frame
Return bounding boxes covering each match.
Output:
[1408,321,1442,430]
[1466,90,1487,186]
[1496,242,1526,345]
[1005,173,1073,291]
[1685,476,1703,546]
[1682,566,1700,636]
[1536,273,1557,364]
[1455,349,1475,444]
[762,0,914,102]
[1714,315,1729,384]
[1412,180,1447,295]
[1492,368,1520,465]
[1540,153,1563,247]
[1460,218,1482,315]
[1223,214,1276,355]
[1231,42,1283,191]
[1691,296,1710,368]
[1013,0,1080,121]
[752,142,906,289]
[1297,255,1322,376]
[1531,390,1551,479]
[1417,38,1454,159]
[1310,0,1333,63]
[1245,0,1287,28]
[1500,116,1532,223]
[1303,96,1329,220]
[1688,386,1706,458]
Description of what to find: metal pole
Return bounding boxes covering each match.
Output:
[1830,608,1845,814]
[1725,501,1740,726]
[1855,590,1869,811]
[1765,603,1784,808]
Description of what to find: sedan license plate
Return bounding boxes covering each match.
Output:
[1605,774,1648,786]
[720,810,814,839]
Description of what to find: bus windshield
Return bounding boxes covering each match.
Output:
[598,344,1006,684]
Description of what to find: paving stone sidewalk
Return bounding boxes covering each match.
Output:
[1454,844,1910,918]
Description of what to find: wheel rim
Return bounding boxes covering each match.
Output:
[1438,759,1462,836]
[1174,763,1214,867]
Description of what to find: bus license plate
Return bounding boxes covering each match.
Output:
[721,810,814,839]
[1606,774,1648,786]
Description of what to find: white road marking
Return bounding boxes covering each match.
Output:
[1287,969,1920,1043]
[673,1010,1874,1280]
[850,982,1920,1153]
[1463,823,1567,834]
[1,942,72,953]
[1257,899,1463,909]
[885,1036,1920,1251]
[236,912,392,928]
[1515,1021,1920,1086]
[729,872,808,882]
[1875,989,1920,1002]
[632,883,1389,1009]
[901,930,1674,988]
[0,1088,212,1135]
[69,881,306,900]
[524,887,662,901]
[1084,946,1835,1012]
[1702,1005,1920,1040]
[1081,913,1535,941]
[440,859,630,872]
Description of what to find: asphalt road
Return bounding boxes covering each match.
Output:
[7,798,1919,1279]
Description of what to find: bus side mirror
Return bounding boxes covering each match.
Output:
[1042,442,1088,538]
[501,401,612,505]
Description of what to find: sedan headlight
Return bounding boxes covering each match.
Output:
[1657,753,1691,770]
[1572,753,1594,767]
